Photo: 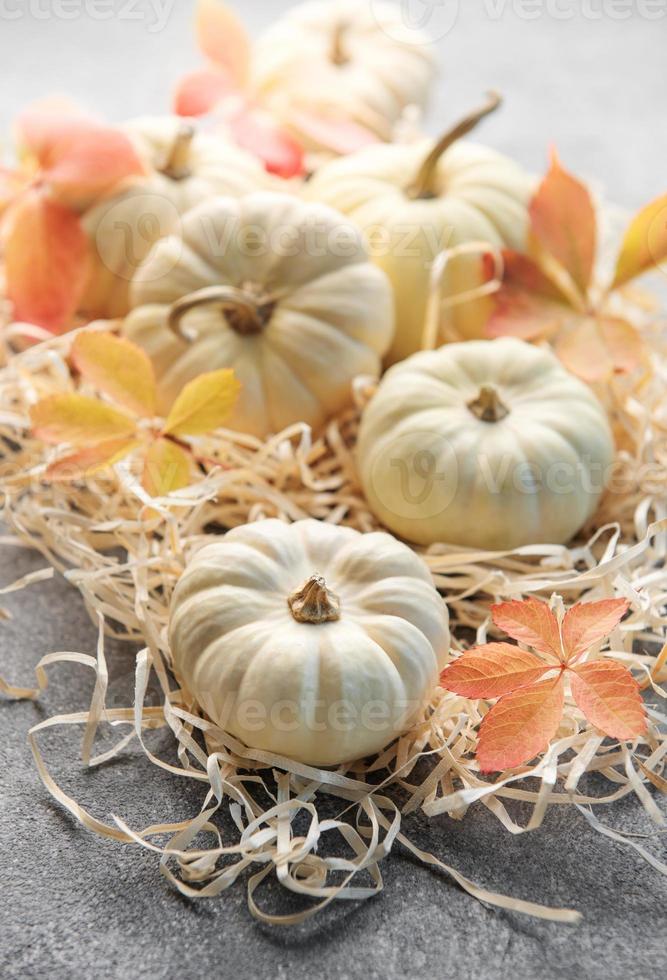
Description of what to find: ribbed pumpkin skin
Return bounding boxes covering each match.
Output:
[169,519,450,766]
[123,192,394,436]
[81,116,270,320]
[306,140,534,363]
[357,339,615,551]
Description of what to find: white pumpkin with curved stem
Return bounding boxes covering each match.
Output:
[253,0,436,148]
[81,116,271,320]
[169,519,450,766]
[306,94,534,362]
[357,338,615,550]
[122,192,394,436]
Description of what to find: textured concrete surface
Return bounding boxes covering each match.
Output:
[2,2,667,978]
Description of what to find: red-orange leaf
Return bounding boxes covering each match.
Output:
[440,643,548,699]
[15,97,97,162]
[530,151,596,297]
[612,193,667,288]
[196,0,251,86]
[555,316,644,383]
[477,676,565,772]
[288,108,380,156]
[173,67,237,118]
[569,661,647,739]
[226,105,305,178]
[71,331,156,418]
[561,598,629,664]
[486,248,575,340]
[3,188,91,332]
[491,597,563,662]
[41,126,145,210]
[45,438,138,481]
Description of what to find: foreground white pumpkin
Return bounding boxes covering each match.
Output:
[123,192,394,435]
[306,94,534,362]
[169,519,449,766]
[357,339,615,550]
[253,0,436,149]
[81,116,270,319]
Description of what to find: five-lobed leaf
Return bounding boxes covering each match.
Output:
[31,394,136,446]
[529,151,597,297]
[440,643,548,699]
[612,192,667,288]
[569,660,647,739]
[71,332,157,418]
[492,597,563,662]
[4,187,91,332]
[162,368,241,437]
[476,676,565,773]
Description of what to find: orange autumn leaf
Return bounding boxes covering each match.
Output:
[569,661,647,739]
[174,67,237,118]
[3,188,91,331]
[561,598,629,663]
[476,676,565,772]
[555,316,644,383]
[196,0,251,87]
[30,394,136,446]
[492,597,563,662]
[71,332,157,418]
[226,104,305,179]
[530,151,597,297]
[46,437,139,481]
[485,249,574,341]
[287,108,380,156]
[15,96,97,162]
[440,643,548,699]
[142,437,192,497]
[612,192,667,288]
[162,368,241,437]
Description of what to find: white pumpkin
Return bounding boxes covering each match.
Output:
[252,0,436,148]
[357,338,615,550]
[169,518,449,766]
[123,192,394,435]
[306,94,534,362]
[80,116,270,320]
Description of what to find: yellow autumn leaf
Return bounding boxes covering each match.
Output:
[162,369,240,438]
[142,437,192,497]
[612,193,667,289]
[71,331,157,418]
[46,438,139,481]
[31,394,137,446]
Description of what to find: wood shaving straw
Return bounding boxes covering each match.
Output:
[1,284,666,925]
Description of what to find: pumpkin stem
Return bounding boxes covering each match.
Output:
[288,575,341,624]
[168,285,275,340]
[331,20,349,65]
[407,92,502,200]
[160,123,195,181]
[467,384,510,423]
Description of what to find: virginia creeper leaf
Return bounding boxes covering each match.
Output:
[71,332,157,418]
[612,192,667,288]
[485,249,576,340]
[555,316,644,383]
[477,676,565,772]
[173,67,237,117]
[41,126,145,210]
[31,394,136,446]
[226,105,305,178]
[162,368,240,437]
[561,598,629,663]
[530,151,596,297]
[196,0,251,86]
[3,188,91,332]
[45,438,138,481]
[491,597,563,662]
[15,97,97,162]
[287,108,380,156]
[569,661,647,739]
[142,437,192,497]
[440,643,548,699]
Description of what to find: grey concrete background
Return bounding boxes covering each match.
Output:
[1,2,667,978]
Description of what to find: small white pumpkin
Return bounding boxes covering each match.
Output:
[81,116,270,319]
[169,518,449,766]
[253,0,436,148]
[123,192,394,435]
[306,94,534,362]
[357,338,615,550]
